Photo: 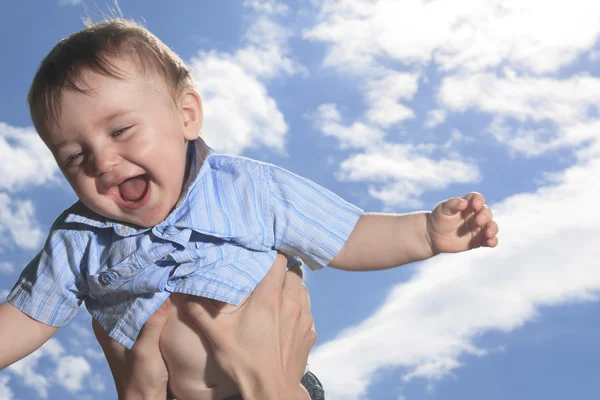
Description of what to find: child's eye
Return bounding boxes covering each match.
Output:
[66,152,83,166]
[112,126,132,137]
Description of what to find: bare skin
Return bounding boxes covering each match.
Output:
[93,253,314,400]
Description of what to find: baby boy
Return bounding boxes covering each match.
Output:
[0,19,498,400]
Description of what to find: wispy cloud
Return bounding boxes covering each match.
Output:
[8,338,93,398]
[0,262,14,274]
[0,123,59,192]
[0,193,44,251]
[303,0,600,208]
[58,0,83,6]
[0,375,14,400]
[55,356,92,392]
[312,103,480,207]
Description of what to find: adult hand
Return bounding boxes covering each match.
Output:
[92,298,171,400]
[93,253,315,400]
[184,253,315,400]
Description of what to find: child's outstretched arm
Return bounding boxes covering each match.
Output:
[329,192,499,271]
[0,302,58,369]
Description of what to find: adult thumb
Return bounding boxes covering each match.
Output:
[137,297,171,343]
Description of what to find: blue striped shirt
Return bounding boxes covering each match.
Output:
[8,140,362,349]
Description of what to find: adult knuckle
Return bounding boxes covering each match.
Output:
[308,327,317,345]
[285,299,302,320]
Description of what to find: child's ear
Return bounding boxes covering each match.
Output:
[180,89,203,141]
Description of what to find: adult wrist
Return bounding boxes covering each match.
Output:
[120,384,168,400]
[236,369,309,400]
[239,380,310,400]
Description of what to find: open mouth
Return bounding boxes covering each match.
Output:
[116,175,151,209]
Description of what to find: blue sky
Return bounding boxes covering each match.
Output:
[1,0,599,399]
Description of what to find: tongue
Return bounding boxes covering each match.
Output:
[119,176,148,202]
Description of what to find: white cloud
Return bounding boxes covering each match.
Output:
[0,193,44,251]
[8,337,93,398]
[83,347,106,361]
[311,103,480,207]
[0,290,9,301]
[190,5,302,156]
[309,156,600,399]
[8,339,64,398]
[313,104,386,149]
[303,0,600,213]
[439,73,600,126]
[0,375,14,400]
[55,356,92,392]
[243,0,289,15]
[192,54,288,155]
[305,0,600,75]
[87,373,106,392]
[337,144,480,208]
[0,123,59,192]
[442,129,474,151]
[69,323,93,339]
[0,262,14,274]
[424,109,447,129]
[58,0,83,6]
[437,73,600,158]
[364,71,419,128]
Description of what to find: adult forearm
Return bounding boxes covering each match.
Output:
[329,212,435,271]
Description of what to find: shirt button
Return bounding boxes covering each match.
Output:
[165,226,178,235]
[98,271,117,286]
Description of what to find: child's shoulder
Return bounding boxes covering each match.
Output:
[206,153,277,175]
[50,201,109,232]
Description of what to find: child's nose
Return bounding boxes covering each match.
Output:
[91,148,120,175]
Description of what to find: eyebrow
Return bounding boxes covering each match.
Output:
[53,109,134,150]
[95,109,133,129]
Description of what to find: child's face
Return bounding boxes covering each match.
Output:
[44,56,201,227]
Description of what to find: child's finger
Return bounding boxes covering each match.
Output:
[475,206,493,227]
[485,221,499,239]
[463,192,486,211]
[486,236,499,248]
[439,197,469,216]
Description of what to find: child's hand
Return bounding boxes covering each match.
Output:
[426,192,499,254]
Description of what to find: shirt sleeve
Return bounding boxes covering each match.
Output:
[7,221,89,327]
[265,163,363,270]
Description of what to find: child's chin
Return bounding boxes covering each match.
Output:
[129,210,170,228]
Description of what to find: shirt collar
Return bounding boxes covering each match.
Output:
[64,139,213,237]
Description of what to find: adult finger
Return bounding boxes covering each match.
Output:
[130,298,171,362]
[252,252,288,297]
[92,319,125,361]
[92,319,127,387]
[283,265,304,296]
